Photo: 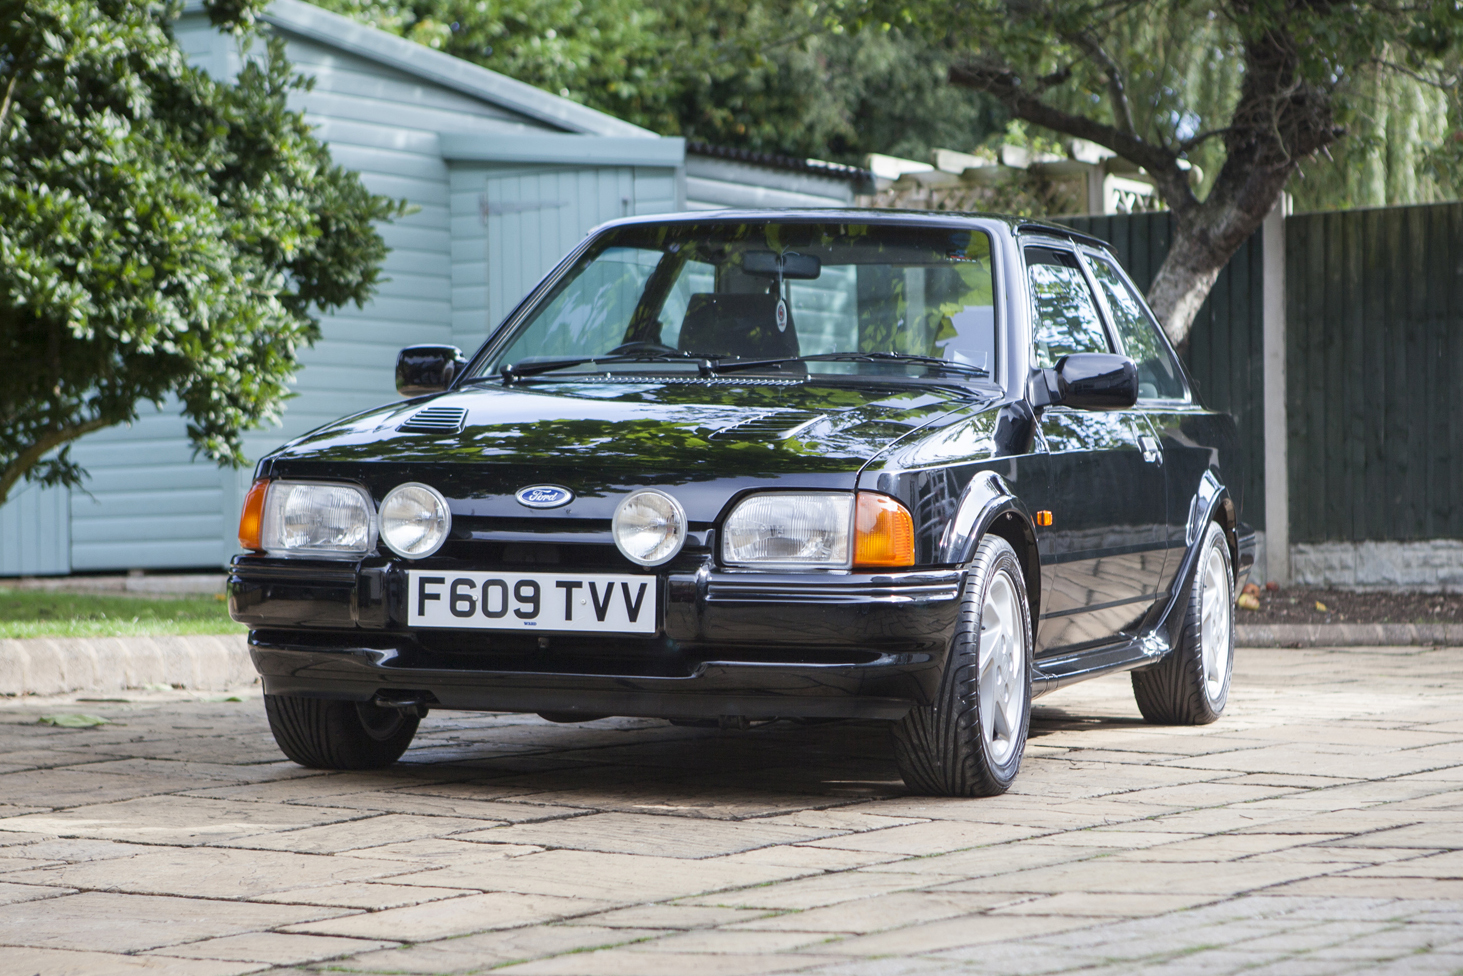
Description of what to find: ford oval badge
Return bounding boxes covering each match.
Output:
[516,485,574,509]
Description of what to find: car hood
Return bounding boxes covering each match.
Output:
[263,379,991,520]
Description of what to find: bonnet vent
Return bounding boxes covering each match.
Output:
[398,406,467,434]
[709,410,826,440]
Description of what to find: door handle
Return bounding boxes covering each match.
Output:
[1139,435,1163,464]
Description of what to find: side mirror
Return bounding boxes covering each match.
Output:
[396,345,466,396]
[1030,353,1138,410]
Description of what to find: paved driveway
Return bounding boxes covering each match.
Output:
[1,646,1461,976]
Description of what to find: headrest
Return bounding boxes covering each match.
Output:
[677,293,800,360]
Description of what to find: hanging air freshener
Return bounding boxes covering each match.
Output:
[774,255,788,332]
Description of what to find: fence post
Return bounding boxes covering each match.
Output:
[1262,195,1291,584]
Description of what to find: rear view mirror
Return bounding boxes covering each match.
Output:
[396,345,467,396]
[741,251,821,280]
[1031,353,1138,410]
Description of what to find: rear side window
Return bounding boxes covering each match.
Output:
[1025,246,1111,368]
[1086,254,1187,401]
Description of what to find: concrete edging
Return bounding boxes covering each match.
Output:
[1237,623,1463,648]
[0,634,252,697]
[2,625,1458,697]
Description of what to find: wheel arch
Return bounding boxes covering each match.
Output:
[1156,469,1236,653]
[1185,469,1238,584]
[938,470,1042,623]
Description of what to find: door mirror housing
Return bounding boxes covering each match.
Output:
[396,345,467,396]
[1030,353,1138,410]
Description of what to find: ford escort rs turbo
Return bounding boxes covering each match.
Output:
[230,211,1255,796]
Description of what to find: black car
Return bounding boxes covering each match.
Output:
[230,211,1255,797]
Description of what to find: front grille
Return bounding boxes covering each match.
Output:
[398,406,467,433]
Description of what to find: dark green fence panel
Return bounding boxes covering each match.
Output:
[1285,202,1463,543]
[1058,213,1266,530]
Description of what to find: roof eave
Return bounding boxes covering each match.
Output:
[186,0,655,139]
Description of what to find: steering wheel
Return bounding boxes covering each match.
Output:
[606,341,682,356]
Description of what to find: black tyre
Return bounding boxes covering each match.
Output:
[1131,521,1234,725]
[264,694,419,769]
[893,535,1032,797]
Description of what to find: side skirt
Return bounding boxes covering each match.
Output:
[1031,635,1166,698]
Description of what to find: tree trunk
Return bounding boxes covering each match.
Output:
[947,4,1342,349]
[1145,177,1289,349]
[0,418,109,509]
[1146,233,1228,349]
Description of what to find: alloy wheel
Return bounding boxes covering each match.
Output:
[1199,543,1232,703]
[978,571,1024,765]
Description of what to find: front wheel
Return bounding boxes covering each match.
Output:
[264,694,419,769]
[1131,520,1234,724]
[893,535,1032,797]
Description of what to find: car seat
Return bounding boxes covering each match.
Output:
[677,293,800,360]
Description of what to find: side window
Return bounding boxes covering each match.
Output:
[1025,246,1111,368]
[1086,254,1187,400]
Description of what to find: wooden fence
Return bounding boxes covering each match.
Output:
[1286,203,1463,543]
[1063,202,1463,545]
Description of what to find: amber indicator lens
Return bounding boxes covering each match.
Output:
[238,479,270,550]
[853,492,915,568]
[1036,510,1053,527]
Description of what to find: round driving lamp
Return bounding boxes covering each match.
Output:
[612,489,687,567]
[379,482,452,559]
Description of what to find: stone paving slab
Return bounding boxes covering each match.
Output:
[1,646,1463,975]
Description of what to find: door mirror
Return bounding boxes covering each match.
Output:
[1031,353,1138,410]
[396,345,466,396]
[1056,353,1139,409]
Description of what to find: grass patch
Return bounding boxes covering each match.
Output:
[0,589,244,639]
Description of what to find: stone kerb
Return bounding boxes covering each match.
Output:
[0,634,252,697]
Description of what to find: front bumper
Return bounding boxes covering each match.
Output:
[230,556,964,719]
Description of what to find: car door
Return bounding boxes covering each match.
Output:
[1082,248,1204,605]
[1024,242,1168,656]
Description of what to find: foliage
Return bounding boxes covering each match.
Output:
[310,0,1004,163]
[1291,64,1461,211]
[0,0,407,506]
[841,0,1463,343]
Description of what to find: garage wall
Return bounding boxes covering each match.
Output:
[450,162,682,350]
[0,483,70,577]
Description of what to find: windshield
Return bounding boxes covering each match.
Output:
[477,221,997,381]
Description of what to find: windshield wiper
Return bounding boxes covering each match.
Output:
[710,352,988,378]
[846,352,989,377]
[463,354,698,385]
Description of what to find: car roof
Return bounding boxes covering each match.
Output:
[588,208,1113,251]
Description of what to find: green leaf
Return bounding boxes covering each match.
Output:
[39,714,110,728]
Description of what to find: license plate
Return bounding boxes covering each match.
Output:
[407,570,657,634]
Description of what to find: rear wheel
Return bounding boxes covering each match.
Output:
[264,694,419,769]
[893,535,1032,797]
[1131,521,1233,724]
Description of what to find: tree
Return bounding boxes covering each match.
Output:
[311,0,1006,161]
[0,0,406,507]
[851,0,1463,346]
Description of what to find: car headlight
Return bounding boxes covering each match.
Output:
[722,492,853,567]
[613,489,686,566]
[257,481,374,557]
[722,491,915,569]
[380,482,452,559]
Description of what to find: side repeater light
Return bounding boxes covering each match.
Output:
[238,479,270,551]
[853,492,915,568]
